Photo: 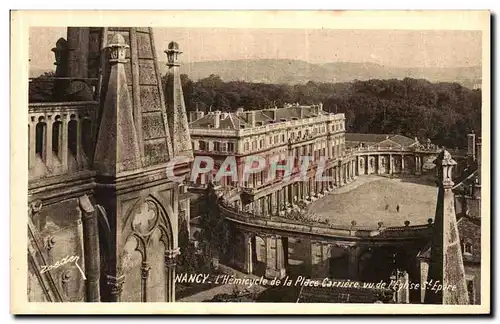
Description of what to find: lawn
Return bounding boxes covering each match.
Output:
[306,177,438,228]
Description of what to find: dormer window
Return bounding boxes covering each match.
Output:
[463,241,473,255]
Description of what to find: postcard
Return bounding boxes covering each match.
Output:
[11,10,490,314]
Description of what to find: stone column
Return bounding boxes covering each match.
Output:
[311,241,331,278]
[347,246,361,280]
[389,154,394,175]
[265,235,286,279]
[76,116,85,167]
[61,114,69,172]
[105,274,125,302]
[415,155,421,175]
[377,155,382,175]
[140,261,151,302]
[164,248,179,302]
[243,233,253,274]
[28,119,36,170]
[45,116,53,168]
[401,155,405,174]
[79,195,100,302]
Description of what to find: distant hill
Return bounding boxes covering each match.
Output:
[29,59,481,88]
[158,59,481,88]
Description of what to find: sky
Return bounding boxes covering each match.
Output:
[29,27,482,70]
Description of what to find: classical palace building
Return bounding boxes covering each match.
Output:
[28,28,192,302]
[189,104,357,216]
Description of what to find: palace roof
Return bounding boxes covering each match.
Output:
[345,133,418,149]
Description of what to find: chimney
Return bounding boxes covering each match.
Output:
[189,111,197,122]
[214,111,221,129]
[267,108,277,121]
[189,111,204,122]
[246,111,256,127]
[467,132,476,160]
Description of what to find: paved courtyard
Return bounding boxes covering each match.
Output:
[306,176,438,228]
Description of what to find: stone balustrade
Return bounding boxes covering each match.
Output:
[28,101,98,181]
[219,200,433,241]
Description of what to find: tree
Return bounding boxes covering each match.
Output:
[198,183,229,263]
[29,71,56,102]
[176,219,199,273]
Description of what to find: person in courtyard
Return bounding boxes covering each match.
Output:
[396,205,400,212]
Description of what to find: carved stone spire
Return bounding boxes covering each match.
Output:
[93,34,142,175]
[425,149,469,304]
[164,41,193,159]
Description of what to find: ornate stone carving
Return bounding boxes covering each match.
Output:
[164,248,180,268]
[29,200,43,216]
[106,274,125,296]
[140,262,151,280]
[46,236,56,251]
[132,201,159,236]
[107,34,129,64]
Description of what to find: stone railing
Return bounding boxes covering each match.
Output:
[219,200,433,240]
[28,101,98,181]
[353,145,441,154]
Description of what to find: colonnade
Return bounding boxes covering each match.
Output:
[357,153,425,176]
[245,159,357,216]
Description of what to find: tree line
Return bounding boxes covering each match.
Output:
[29,71,481,149]
[164,74,481,149]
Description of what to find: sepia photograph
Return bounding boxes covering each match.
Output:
[11,10,490,314]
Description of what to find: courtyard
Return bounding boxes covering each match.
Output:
[306,176,438,228]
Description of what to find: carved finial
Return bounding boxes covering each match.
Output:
[51,38,68,66]
[438,149,457,188]
[165,41,182,66]
[29,200,43,215]
[106,34,129,64]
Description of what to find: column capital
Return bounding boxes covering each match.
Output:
[165,248,180,267]
[141,261,151,280]
[29,200,43,215]
[105,274,125,296]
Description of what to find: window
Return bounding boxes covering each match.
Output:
[199,141,207,151]
[244,142,249,151]
[252,141,257,150]
[52,117,62,157]
[214,141,221,152]
[259,139,264,149]
[35,117,46,159]
[274,135,279,144]
[228,142,235,153]
[221,142,227,152]
[68,117,78,156]
[463,242,473,255]
[281,134,285,142]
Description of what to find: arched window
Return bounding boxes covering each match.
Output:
[52,115,62,158]
[35,116,46,159]
[81,117,92,158]
[68,114,78,156]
